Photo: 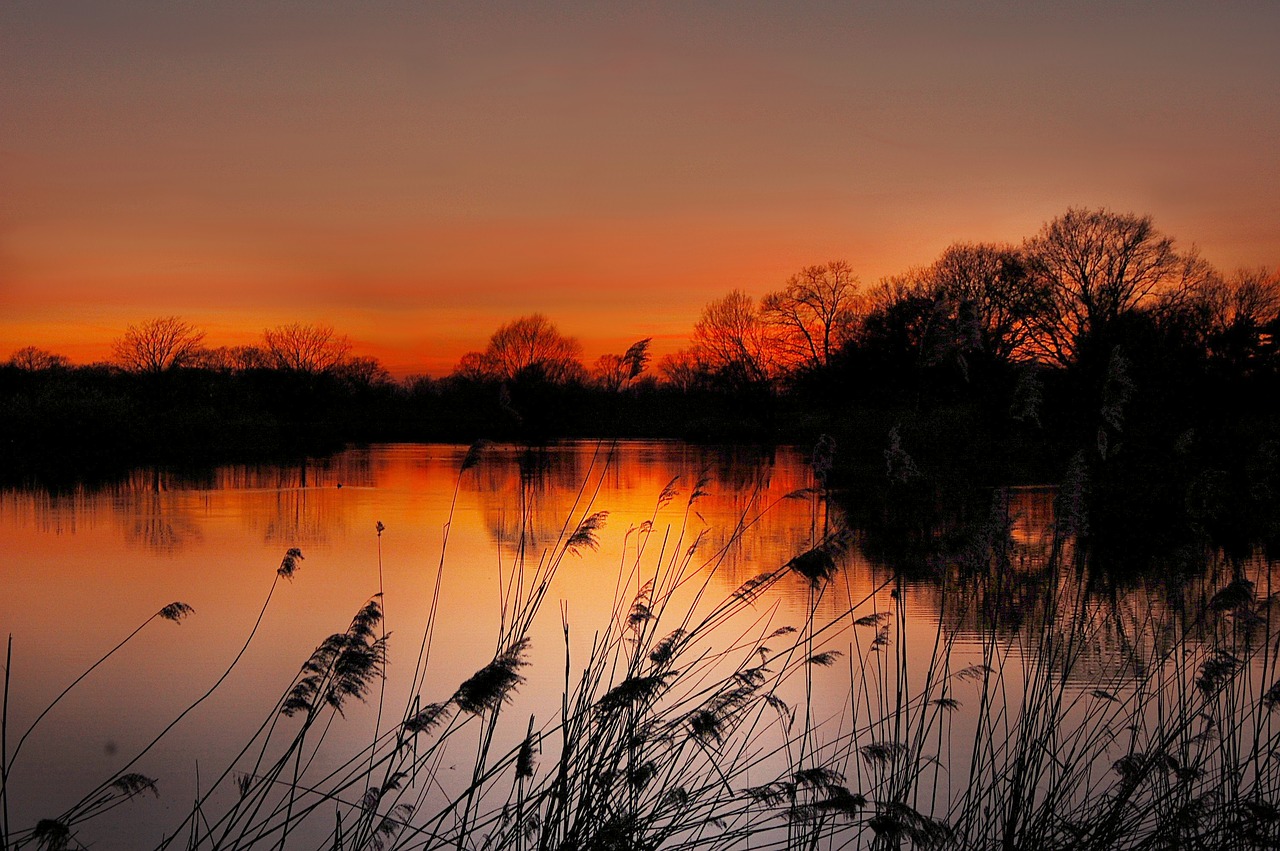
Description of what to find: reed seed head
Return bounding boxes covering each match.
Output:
[567,511,608,556]
[461,439,494,472]
[158,602,195,623]
[278,547,304,580]
[453,638,530,714]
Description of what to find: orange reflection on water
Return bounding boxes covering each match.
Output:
[0,441,857,846]
[5,442,1276,847]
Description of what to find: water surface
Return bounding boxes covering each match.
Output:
[1,441,1270,848]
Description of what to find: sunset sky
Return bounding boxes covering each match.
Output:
[2,1,1278,376]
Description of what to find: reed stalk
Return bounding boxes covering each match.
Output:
[6,442,1280,850]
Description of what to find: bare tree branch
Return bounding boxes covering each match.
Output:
[112,317,206,373]
[262,324,352,375]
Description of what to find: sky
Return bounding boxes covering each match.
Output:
[2,0,1278,376]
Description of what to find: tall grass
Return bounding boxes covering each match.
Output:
[2,441,1279,850]
[825,485,1280,850]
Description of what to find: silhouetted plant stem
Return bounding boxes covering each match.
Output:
[8,603,191,773]
[274,734,306,851]
[62,575,281,830]
[2,634,11,851]
[361,519,389,847]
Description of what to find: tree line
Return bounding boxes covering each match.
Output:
[662,209,1277,393]
[9,208,1278,395]
[4,207,1279,505]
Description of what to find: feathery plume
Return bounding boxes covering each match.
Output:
[453,639,529,714]
[278,547,304,580]
[567,512,608,556]
[461,439,494,472]
[158,602,195,623]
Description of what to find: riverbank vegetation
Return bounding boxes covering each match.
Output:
[3,437,1280,849]
[4,207,1279,848]
[4,209,1276,475]
[5,208,1278,561]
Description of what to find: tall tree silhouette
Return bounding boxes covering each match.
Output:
[112,317,206,373]
[692,290,782,389]
[459,314,584,384]
[926,243,1048,367]
[761,261,861,372]
[1024,208,1180,367]
[262,323,352,374]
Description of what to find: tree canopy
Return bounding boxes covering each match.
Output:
[262,323,352,374]
[112,316,206,373]
[760,260,861,371]
[1024,208,1181,366]
[457,314,585,384]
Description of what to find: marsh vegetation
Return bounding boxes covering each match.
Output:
[3,208,1279,848]
[4,209,1277,495]
[2,438,1279,850]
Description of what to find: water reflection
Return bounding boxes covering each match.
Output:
[462,443,832,594]
[0,456,383,554]
[3,442,1280,850]
[900,485,1279,689]
[125,489,204,553]
[4,444,1274,640]
[471,445,592,553]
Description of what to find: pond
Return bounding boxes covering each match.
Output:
[2,441,1277,849]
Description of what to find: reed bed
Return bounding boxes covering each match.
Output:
[3,441,1280,850]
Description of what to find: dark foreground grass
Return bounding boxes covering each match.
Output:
[3,442,1280,850]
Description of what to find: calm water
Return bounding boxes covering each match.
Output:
[0,441,1271,848]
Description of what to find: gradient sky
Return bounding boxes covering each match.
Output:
[2,0,1278,375]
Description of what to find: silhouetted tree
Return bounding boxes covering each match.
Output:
[1024,208,1181,367]
[458,314,584,384]
[851,276,956,403]
[863,275,955,367]
[188,345,267,372]
[112,316,206,373]
[6,346,69,370]
[926,243,1048,367]
[263,323,352,374]
[657,348,710,392]
[1197,267,1280,364]
[402,373,435,396]
[335,355,393,389]
[590,339,651,391]
[1151,264,1280,376]
[190,347,229,371]
[761,261,861,372]
[234,345,271,371]
[691,290,782,389]
[851,245,1047,399]
[453,350,491,382]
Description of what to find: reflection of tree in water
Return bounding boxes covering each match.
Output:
[3,466,211,552]
[472,446,592,555]
[125,495,201,553]
[213,452,376,491]
[209,455,373,546]
[3,488,89,536]
[465,443,836,596]
[894,488,1280,685]
[693,444,831,585]
[5,453,373,554]
[257,488,330,547]
[118,467,205,553]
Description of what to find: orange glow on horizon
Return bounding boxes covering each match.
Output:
[0,288,711,378]
[3,3,1278,376]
